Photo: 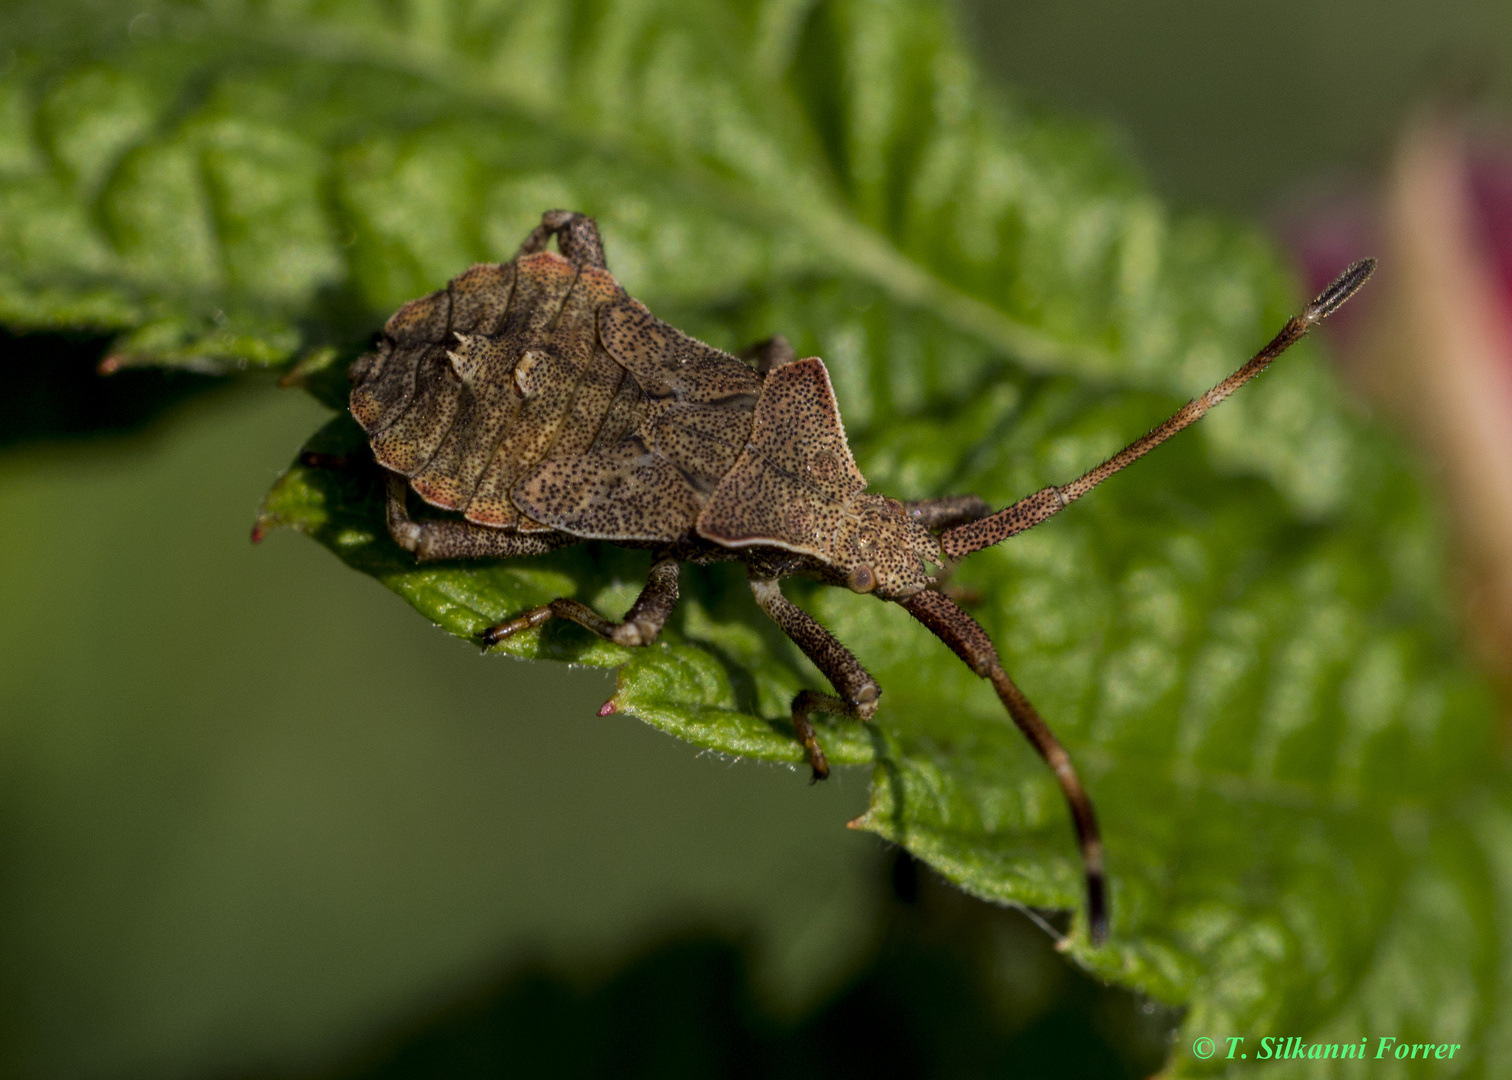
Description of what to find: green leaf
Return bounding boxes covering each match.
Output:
[5,0,1508,1072]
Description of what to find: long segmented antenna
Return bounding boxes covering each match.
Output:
[941,258,1377,559]
[909,258,1377,945]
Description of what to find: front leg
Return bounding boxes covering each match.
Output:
[750,577,880,781]
[903,494,990,531]
[901,494,991,604]
[902,587,1106,944]
[483,556,680,648]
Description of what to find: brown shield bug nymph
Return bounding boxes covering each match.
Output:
[345,209,1374,944]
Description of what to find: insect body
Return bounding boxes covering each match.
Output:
[349,210,1374,944]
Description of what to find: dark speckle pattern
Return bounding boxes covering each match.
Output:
[512,297,762,540]
[696,357,866,557]
[348,211,940,594]
[350,211,760,546]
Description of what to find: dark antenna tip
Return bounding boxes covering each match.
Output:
[1305,257,1377,322]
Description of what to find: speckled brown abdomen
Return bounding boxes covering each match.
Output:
[350,217,762,544]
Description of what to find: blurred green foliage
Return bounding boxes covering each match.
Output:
[2,0,1512,1076]
[323,855,1176,1080]
[965,0,1512,212]
[0,328,224,448]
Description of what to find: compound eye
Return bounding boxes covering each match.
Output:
[846,564,877,594]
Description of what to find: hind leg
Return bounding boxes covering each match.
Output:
[518,210,607,270]
[482,556,680,649]
[385,473,567,561]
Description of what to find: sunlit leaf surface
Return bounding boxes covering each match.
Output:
[4,0,1508,1071]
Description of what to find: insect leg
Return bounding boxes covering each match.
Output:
[517,210,607,271]
[900,497,992,601]
[385,473,565,561]
[736,335,797,373]
[940,258,1376,559]
[482,556,680,649]
[299,451,359,471]
[901,586,1108,945]
[902,494,991,530]
[749,577,880,781]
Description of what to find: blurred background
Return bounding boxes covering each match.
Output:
[5,0,1512,1076]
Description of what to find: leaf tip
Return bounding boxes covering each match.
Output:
[597,697,619,716]
[280,346,342,390]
